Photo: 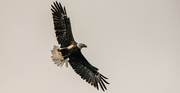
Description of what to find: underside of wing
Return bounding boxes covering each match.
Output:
[69,51,109,91]
[51,1,75,48]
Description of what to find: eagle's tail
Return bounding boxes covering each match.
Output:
[51,45,68,67]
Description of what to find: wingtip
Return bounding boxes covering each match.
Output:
[64,6,67,15]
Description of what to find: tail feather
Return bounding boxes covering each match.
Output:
[51,45,68,67]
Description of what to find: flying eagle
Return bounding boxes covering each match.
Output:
[51,1,109,91]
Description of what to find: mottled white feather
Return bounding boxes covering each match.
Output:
[51,45,68,67]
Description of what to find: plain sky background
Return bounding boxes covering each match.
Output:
[0,0,180,93]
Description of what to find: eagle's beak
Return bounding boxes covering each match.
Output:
[84,45,87,48]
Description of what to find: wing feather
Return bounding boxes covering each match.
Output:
[69,51,109,91]
[51,1,75,47]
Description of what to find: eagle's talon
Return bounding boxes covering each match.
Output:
[61,57,64,61]
[57,48,61,52]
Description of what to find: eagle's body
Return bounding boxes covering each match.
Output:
[51,1,109,91]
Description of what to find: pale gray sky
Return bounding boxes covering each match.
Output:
[0,0,180,93]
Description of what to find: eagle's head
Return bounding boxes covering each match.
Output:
[77,43,87,49]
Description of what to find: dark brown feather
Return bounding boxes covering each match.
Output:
[68,49,109,91]
[51,1,76,48]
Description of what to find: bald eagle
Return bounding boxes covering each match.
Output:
[51,1,109,91]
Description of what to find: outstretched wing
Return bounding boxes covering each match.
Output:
[69,51,109,91]
[51,1,76,48]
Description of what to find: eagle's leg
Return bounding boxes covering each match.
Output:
[63,54,71,60]
[60,52,71,61]
[57,47,68,52]
[57,47,70,61]
[60,57,64,61]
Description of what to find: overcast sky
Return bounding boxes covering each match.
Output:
[0,0,180,93]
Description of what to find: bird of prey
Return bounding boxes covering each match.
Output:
[51,1,109,91]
